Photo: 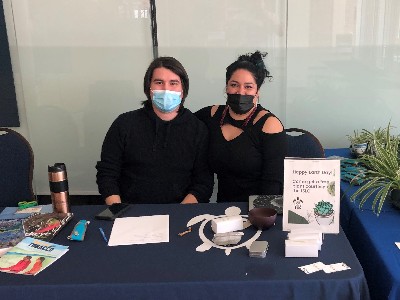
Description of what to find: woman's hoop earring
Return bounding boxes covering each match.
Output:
[223,87,227,99]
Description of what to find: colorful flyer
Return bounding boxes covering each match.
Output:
[0,237,69,276]
[283,158,340,234]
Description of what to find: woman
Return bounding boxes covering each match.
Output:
[195,51,286,202]
[96,57,213,204]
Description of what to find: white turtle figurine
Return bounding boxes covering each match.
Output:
[186,206,262,256]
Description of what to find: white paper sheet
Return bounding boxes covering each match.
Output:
[108,215,169,246]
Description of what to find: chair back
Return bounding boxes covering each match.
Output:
[285,128,325,158]
[0,128,34,207]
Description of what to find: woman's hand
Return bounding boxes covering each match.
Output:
[181,194,198,204]
[105,195,122,205]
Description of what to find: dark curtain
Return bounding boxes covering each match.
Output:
[0,1,19,127]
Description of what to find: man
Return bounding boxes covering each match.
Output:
[96,57,213,204]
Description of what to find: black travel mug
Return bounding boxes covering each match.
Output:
[48,163,71,213]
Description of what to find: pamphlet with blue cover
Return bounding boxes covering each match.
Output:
[282,158,340,234]
[0,237,69,275]
[0,204,53,220]
[0,219,26,256]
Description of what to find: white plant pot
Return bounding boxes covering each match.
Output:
[350,143,368,156]
[315,213,334,225]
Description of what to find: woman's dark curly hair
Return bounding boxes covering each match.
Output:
[142,56,189,109]
[226,50,272,90]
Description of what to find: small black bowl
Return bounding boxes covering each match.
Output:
[248,207,277,230]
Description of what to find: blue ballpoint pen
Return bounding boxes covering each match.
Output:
[99,227,108,243]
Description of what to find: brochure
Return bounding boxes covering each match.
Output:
[23,212,73,241]
[0,237,69,275]
[0,204,53,220]
[249,195,283,214]
[0,219,26,256]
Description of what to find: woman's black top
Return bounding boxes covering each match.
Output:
[195,105,287,202]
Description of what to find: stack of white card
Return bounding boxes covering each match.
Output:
[211,215,243,234]
[285,229,323,257]
[299,262,351,274]
[212,232,244,246]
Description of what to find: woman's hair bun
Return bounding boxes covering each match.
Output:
[226,50,273,88]
[238,51,271,80]
[238,51,266,68]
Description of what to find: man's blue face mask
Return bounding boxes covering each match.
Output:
[151,90,182,113]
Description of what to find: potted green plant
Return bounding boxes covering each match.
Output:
[347,130,370,157]
[314,200,334,225]
[360,125,396,155]
[350,124,400,215]
[348,124,398,156]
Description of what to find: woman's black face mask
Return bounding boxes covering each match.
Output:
[226,93,255,115]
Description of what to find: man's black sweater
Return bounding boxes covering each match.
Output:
[96,106,213,204]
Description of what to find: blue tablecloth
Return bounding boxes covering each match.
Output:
[326,148,400,300]
[0,202,369,300]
